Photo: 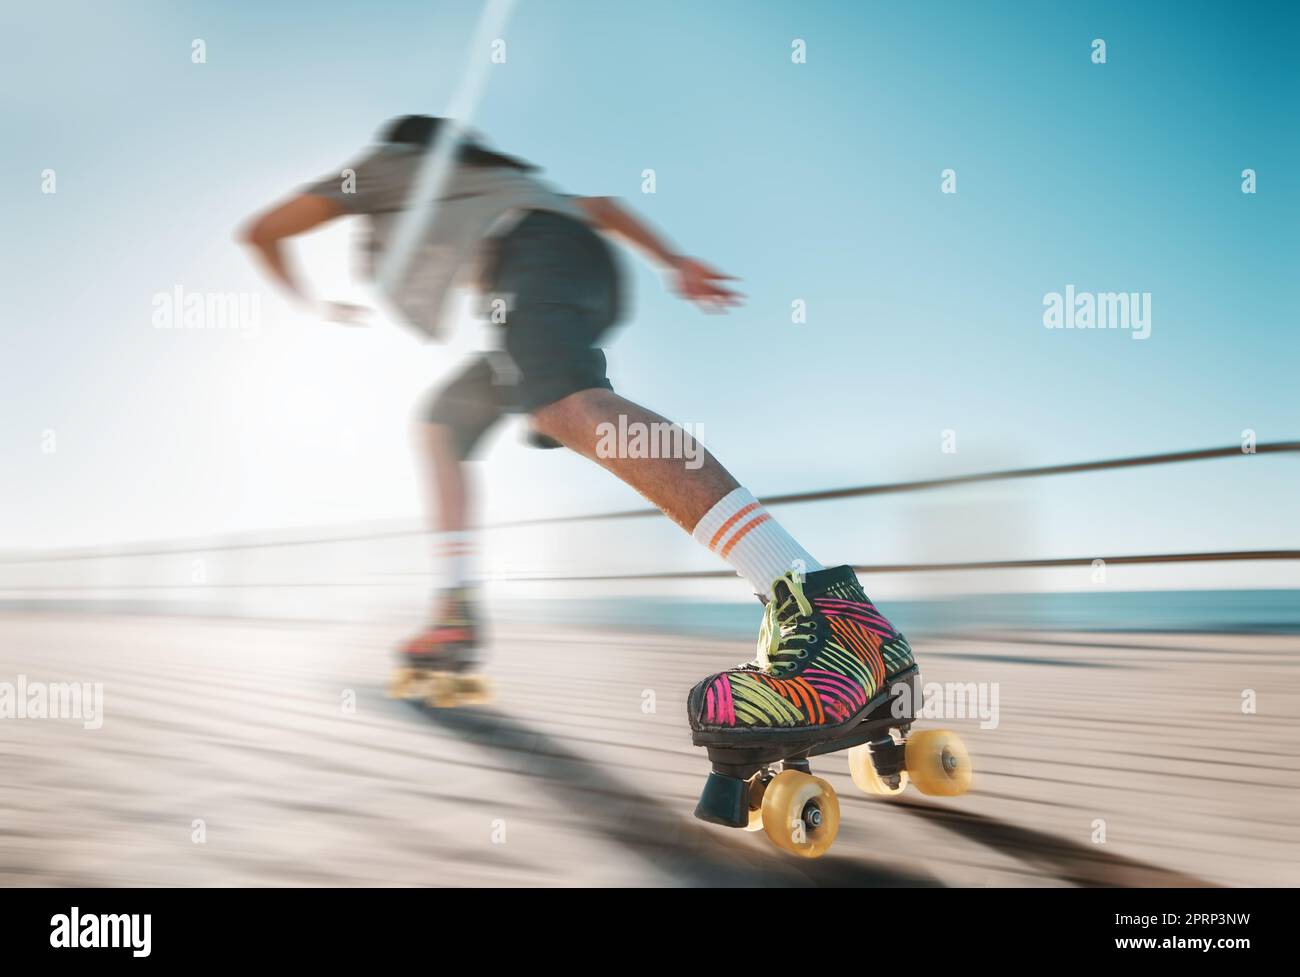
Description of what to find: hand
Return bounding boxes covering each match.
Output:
[669,257,744,313]
[318,301,372,326]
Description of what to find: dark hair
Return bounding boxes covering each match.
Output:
[380,115,537,172]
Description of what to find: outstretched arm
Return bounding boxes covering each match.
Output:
[575,196,743,312]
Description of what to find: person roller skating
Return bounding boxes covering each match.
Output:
[239,115,969,846]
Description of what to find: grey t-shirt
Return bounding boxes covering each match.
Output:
[304,144,587,340]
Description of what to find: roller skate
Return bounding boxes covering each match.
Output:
[688,566,972,858]
[389,588,493,707]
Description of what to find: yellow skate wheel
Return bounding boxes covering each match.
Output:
[905,730,972,796]
[848,743,909,797]
[423,672,493,708]
[389,667,425,700]
[760,770,840,858]
[423,672,457,707]
[452,675,494,706]
[387,668,410,699]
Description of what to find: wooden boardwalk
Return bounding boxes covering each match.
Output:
[1,612,1297,887]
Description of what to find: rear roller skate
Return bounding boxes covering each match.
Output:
[688,567,972,858]
[389,589,493,708]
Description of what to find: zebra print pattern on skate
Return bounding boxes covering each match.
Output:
[700,597,914,728]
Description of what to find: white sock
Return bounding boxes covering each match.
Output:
[691,488,823,597]
[435,531,475,590]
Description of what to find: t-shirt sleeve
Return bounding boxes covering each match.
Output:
[300,147,416,215]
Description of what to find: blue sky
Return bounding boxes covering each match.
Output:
[2,1,1297,592]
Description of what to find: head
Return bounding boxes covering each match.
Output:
[379,115,537,172]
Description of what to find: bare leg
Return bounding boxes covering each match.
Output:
[413,423,474,623]
[396,423,483,673]
[530,388,739,531]
[415,422,470,533]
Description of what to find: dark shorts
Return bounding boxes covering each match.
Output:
[422,210,623,457]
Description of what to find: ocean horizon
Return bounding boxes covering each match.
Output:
[490,589,1300,637]
[6,588,1299,635]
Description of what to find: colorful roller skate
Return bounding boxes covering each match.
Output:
[389,588,493,707]
[688,566,972,858]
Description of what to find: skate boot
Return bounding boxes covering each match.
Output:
[688,566,971,857]
[389,588,492,707]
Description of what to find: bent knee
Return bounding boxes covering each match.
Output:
[422,389,502,461]
[530,387,617,441]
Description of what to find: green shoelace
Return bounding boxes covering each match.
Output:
[753,572,819,675]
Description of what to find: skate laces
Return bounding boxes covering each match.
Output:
[754,572,817,675]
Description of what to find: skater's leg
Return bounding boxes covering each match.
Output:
[531,385,917,741]
[531,388,737,531]
[416,356,506,590]
[398,357,504,661]
[417,422,470,535]
[531,388,822,596]
[415,422,475,599]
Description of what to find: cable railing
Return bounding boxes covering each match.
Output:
[491,440,1300,527]
[497,549,1300,583]
[2,441,1297,575]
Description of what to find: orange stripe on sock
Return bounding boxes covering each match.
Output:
[720,513,770,558]
[708,502,761,550]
